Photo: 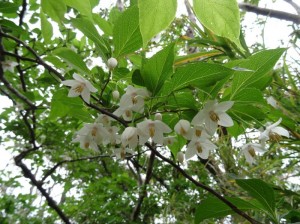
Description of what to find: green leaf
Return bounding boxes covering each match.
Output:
[141,44,174,95]
[52,47,90,75]
[93,14,113,36]
[138,0,177,47]
[49,89,92,121]
[195,197,259,223]
[166,62,233,93]
[132,69,145,86]
[236,179,276,215]
[230,48,285,98]
[64,0,93,20]
[40,11,53,44]
[232,88,265,105]
[113,5,142,57]
[166,91,198,111]
[231,104,266,122]
[193,0,241,48]
[41,0,67,23]
[72,18,110,60]
[0,2,19,14]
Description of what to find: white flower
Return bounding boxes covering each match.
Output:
[112,90,120,100]
[174,119,192,140]
[266,96,279,109]
[185,138,217,160]
[121,127,139,149]
[241,143,266,165]
[137,119,172,145]
[104,126,121,145]
[154,113,162,121]
[72,135,98,151]
[61,74,97,103]
[113,147,134,160]
[77,123,109,145]
[192,100,234,135]
[107,57,118,69]
[177,151,185,164]
[96,114,113,127]
[163,136,177,146]
[113,106,134,121]
[190,125,211,140]
[259,118,289,143]
[1,60,18,73]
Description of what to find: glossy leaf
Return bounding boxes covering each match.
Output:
[141,44,174,95]
[232,88,265,104]
[230,48,285,98]
[93,14,113,36]
[138,0,177,47]
[53,48,90,75]
[193,0,241,48]
[236,179,276,215]
[64,0,93,20]
[41,0,66,23]
[0,2,19,14]
[113,5,142,57]
[195,197,259,223]
[40,11,53,44]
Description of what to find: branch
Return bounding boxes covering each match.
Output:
[239,3,300,24]
[146,143,262,224]
[131,150,155,221]
[284,0,300,15]
[14,159,72,224]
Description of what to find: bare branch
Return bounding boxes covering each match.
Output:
[239,3,300,24]
[284,0,300,15]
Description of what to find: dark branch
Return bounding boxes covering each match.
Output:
[239,3,300,24]
[284,0,300,15]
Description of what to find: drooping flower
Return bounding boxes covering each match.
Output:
[190,125,211,140]
[163,136,177,146]
[121,127,139,149]
[107,57,118,69]
[61,74,97,103]
[241,143,266,165]
[174,119,192,140]
[113,106,134,121]
[77,123,109,145]
[177,151,185,164]
[1,60,18,73]
[96,114,113,127]
[113,147,134,160]
[259,118,289,143]
[137,119,172,145]
[103,126,121,146]
[185,137,217,160]
[192,100,234,135]
[72,135,99,151]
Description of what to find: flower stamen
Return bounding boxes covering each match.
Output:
[209,111,219,122]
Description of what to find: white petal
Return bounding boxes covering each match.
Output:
[153,132,164,145]
[85,81,97,93]
[267,118,282,130]
[203,100,217,111]
[201,139,218,151]
[191,110,205,125]
[68,89,81,97]
[174,120,190,135]
[73,73,86,82]
[197,147,209,159]
[62,80,78,87]
[185,143,196,160]
[272,127,289,138]
[244,150,255,164]
[205,118,218,135]
[156,120,172,133]
[81,87,90,103]
[113,107,123,117]
[251,143,266,153]
[218,113,234,127]
[214,101,234,113]
[122,109,133,121]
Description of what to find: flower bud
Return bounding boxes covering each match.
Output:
[177,152,185,164]
[107,57,118,69]
[155,113,162,121]
[112,90,120,100]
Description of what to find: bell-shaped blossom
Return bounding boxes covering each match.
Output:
[1,60,18,73]
[192,100,234,134]
[72,135,98,151]
[190,125,211,141]
[113,147,134,160]
[241,143,266,165]
[104,126,121,145]
[177,151,185,165]
[259,118,289,143]
[174,119,192,140]
[121,127,139,149]
[137,119,172,145]
[163,136,177,146]
[185,138,217,160]
[113,106,134,121]
[96,114,113,127]
[77,123,109,145]
[61,74,97,104]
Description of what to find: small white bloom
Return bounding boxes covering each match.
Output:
[77,123,109,145]
[2,60,18,73]
[163,136,177,146]
[241,143,266,165]
[259,118,289,143]
[72,135,98,151]
[266,96,279,109]
[185,138,217,160]
[154,113,162,121]
[190,125,211,140]
[107,57,118,69]
[113,147,134,160]
[104,126,121,145]
[61,74,97,104]
[96,114,112,127]
[121,127,139,149]
[112,90,120,100]
[177,151,185,164]
[174,119,192,140]
[113,106,134,121]
[137,119,172,145]
[192,100,234,135]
